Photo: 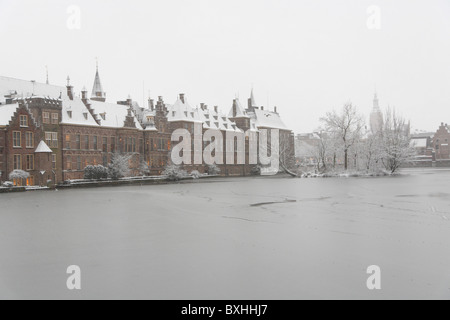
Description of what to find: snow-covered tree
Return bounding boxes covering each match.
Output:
[139,157,151,176]
[162,164,188,181]
[9,170,30,181]
[108,153,132,180]
[321,103,365,171]
[379,108,416,173]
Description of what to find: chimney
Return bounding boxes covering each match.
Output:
[233,100,237,117]
[179,93,185,104]
[81,87,88,101]
[66,76,74,101]
[274,106,278,113]
[214,106,218,113]
[126,95,132,106]
[261,106,264,111]
[200,103,205,110]
[158,96,163,102]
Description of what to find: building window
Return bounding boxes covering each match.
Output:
[43,112,50,124]
[52,154,56,169]
[20,115,28,127]
[66,156,72,170]
[75,134,81,150]
[26,176,34,186]
[103,137,108,153]
[139,139,143,154]
[65,134,71,149]
[25,132,34,148]
[132,138,136,153]
[77,156,82,171]
[111,137,115,153]
[51,113,59,124]
[13,131,21,148]
[26,155,34,170]
[13,154,22,170]
[84,135,89,150]
[45,132,58,148]
[93,136,98,150]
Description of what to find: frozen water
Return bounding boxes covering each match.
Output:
[1,168,450,299]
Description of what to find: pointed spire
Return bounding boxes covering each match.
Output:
[373,91,380,111]
[91,59,106,102]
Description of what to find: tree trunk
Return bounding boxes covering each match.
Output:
[344,150,348,171]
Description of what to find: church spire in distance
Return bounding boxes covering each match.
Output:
[91,57,106,102]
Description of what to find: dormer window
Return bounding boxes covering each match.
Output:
[67,111,72,118]
[83,113,88,120]
[100,113,106,121]
[172,111,176,117]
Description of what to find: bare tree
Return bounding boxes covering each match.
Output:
[380,108,416,173]
[321,103,365,171]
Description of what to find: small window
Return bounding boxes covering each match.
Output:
[52,154,57,169]
[43,112,50,124]
[25,132,34,148]
[13,154,22,170]
[83,113,88,120]
[26,155,34,170]
[67,111,72,118]
[13,131,21,148]
[51,113,59,124]
[20,115,28,127]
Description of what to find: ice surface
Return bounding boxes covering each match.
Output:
[0,169,450,299]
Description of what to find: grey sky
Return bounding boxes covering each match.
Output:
[0,0,449,133]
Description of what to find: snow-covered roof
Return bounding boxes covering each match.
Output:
[249,108,288,130]
[410,138,428,148]
[88,100,143,130]
[0,76,64,99]
[167,98,203,123]
[35,140,53,153]
[61,96,99,126]
[228,98,249,119]
[199,106,241,132]
[0,103,19,126]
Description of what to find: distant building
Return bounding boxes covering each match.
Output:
[369,93,383,134]
[432,123,450,160]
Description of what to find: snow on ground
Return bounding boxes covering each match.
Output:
[0,169,450,299]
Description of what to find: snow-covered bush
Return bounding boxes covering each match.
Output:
[84,165,108,180]
[206,164,221,176]
[2,181,14,188]
[162,164,188,181]
[250,165,261,176]
[9,170,30,181]
[108,153,132,180]
[190,170,201,179]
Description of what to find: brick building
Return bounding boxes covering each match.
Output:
[432,123,450,160]
[0,68,295,186]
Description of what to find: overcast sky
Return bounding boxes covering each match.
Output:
[0,0,449,133]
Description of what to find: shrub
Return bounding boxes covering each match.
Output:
[206,164,221,176]
[84,165,108,180]
[250,165,261,176]
[191,170,201,179]
[162,164,188,181]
